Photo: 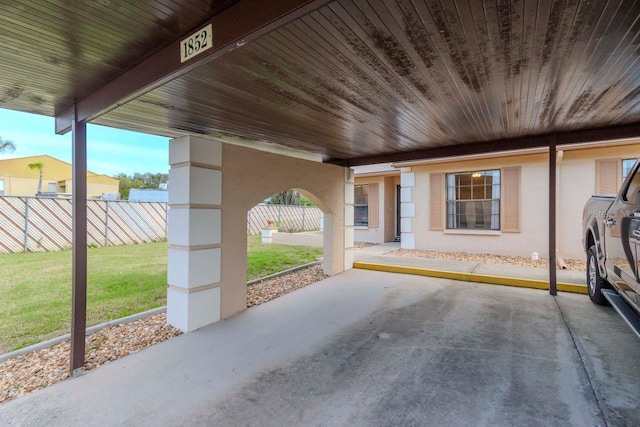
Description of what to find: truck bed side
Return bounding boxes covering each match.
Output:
[583,195,615,268]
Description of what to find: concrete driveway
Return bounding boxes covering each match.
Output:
[1,269,638,426]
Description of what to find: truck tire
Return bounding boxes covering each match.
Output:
[587,245,608,305]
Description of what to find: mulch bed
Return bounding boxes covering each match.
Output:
[389,249,586,271]
[1,249,583,405]
[0,264,327,405]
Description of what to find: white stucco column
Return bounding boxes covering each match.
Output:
[343,168,355,270]
[400,167,415,249]
[166,136,222,332]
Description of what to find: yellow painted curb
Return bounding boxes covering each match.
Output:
[353,261,588,295]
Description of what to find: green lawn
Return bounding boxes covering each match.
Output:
[246,235,322,279]
[0,237,322,353]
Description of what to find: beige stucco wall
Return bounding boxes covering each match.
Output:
[85,182,119,199]
[411,153,549,258]
[408,143,640,260]
[219,143,349,318]
[1,177,59,197]
[558,144,640,259]
[0,155,118,198]
[353,175,400,244]
[0,176,37,196]
[0,176,118,198]
[167,136,352,332]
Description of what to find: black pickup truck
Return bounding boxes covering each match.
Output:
[583,158,640,337]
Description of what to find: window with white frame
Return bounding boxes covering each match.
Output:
[0,179,4,195]
[446,170,500,230]
[354,184,369,226]
[622,159,636,181]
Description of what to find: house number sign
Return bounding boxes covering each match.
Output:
[180,24,213,63]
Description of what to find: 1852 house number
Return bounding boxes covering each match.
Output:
[180,24,213,63]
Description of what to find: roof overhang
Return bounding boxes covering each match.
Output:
[1,0,640,164]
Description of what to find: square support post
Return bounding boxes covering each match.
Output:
[167,136,222,332]
[344,168,355,270]
[400,167,416,249]
[70,106,88,375]
[549,136,557,296]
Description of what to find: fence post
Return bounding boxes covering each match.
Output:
[278,205,282,224]
[104,200,109,247]
[247,209,252,235]
[302,207,306,231]
[23,197,30,253]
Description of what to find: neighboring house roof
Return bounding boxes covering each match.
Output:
[352,163,398,177]
[0,155,118,184]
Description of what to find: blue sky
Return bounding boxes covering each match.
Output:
[0,109,169,176]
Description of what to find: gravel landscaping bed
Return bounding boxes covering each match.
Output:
[1,250,582,405]
[354,242,378,249]
[0,313,181,405]
[247,264,327,307]
[0,264,327,405]
[389,249,586,271]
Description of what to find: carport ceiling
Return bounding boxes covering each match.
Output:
[1,0,640,165]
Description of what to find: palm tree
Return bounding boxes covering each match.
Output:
[0,137,16,153]
[28,162,44,196]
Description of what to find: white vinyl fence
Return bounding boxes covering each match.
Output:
[0,197,322,253]
[0,196,167,253]
[247,204,322,235]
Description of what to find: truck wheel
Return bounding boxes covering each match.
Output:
[587,245,608,305]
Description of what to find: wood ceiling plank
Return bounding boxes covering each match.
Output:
[54,0,334,134]
[306,9,449,142]
[563,3,640,126]
[276,15,441,146]
[363,0,462,124]
[2,0,640,162]
[411,0,489,139]
[554,0,626,126]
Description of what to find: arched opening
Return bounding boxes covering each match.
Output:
[167,136,354,332]
[246,188,326,272]
[245,188,326,308]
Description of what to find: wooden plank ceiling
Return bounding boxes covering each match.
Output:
[1,0,640,164]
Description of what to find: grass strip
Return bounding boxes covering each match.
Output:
[0,236,322,353]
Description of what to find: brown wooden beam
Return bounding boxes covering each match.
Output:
[549,135,557,296]
[332,122,640,167]
[55,0,332,134]
[70,106,87,375]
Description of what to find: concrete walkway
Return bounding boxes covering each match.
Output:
[1,268,638,426]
